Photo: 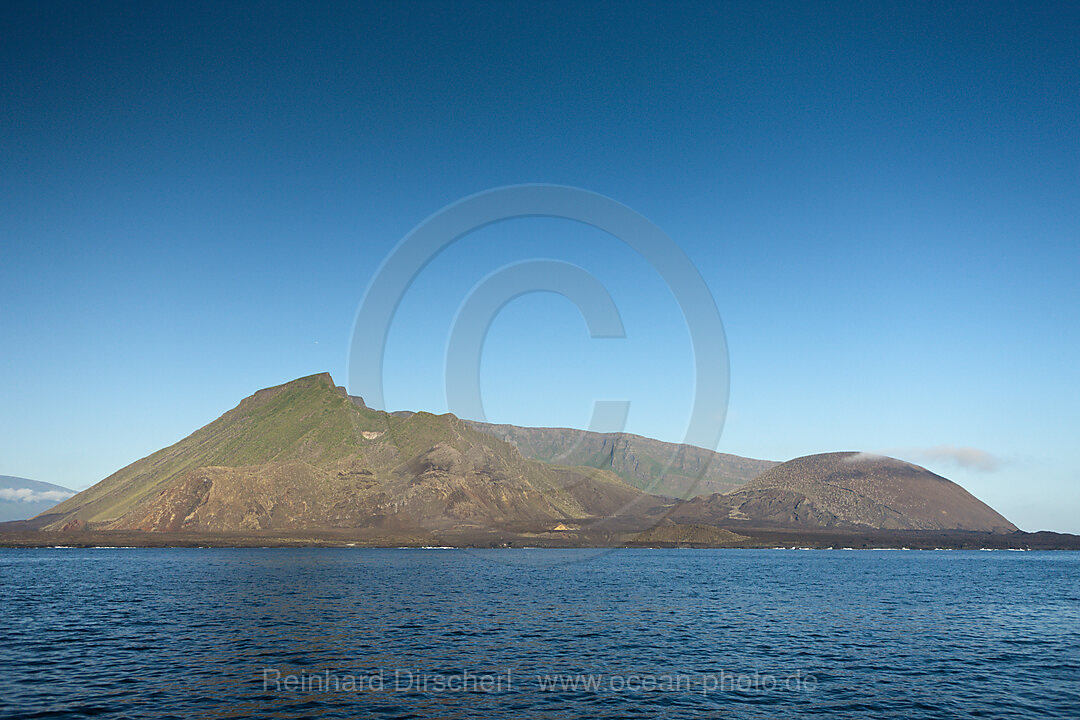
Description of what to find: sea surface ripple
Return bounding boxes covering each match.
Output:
[2,548,1078,719]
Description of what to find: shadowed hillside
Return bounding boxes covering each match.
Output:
[466,422,776,498]
[38,374,657,533]
[671,451,1016,532]
[34,376,1019,541]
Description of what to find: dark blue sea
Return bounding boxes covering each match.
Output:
[2,548,1078,719]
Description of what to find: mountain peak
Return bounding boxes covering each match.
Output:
[35,373,648,533]
[672,451,1016,532]
[29,375,1017,539]
[276,371,337,389]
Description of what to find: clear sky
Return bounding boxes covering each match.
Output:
[2,1,1077,532]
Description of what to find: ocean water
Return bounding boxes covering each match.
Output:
[1,548,1078,719]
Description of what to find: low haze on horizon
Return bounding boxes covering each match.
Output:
[2,2,1077,533]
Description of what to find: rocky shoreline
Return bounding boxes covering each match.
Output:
[3,525,1078,550]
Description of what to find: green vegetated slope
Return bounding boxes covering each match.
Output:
[38,375,1018,537]
[468,421,777,498]
[39,374,653,533]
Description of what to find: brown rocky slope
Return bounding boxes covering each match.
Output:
[33,376,1019,540]
[670,451,1016,532]
[466,421,776,497]
[37,374,659,533]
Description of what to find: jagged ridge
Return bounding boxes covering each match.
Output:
[39,374,655,533]
[467,422,776,497]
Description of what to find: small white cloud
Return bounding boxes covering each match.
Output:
[917,445,1000,472]
[844,452,887,463]
[0,488,75,503]
[843,446,999,473]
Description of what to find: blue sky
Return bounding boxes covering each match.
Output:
[1,1,1077,532]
